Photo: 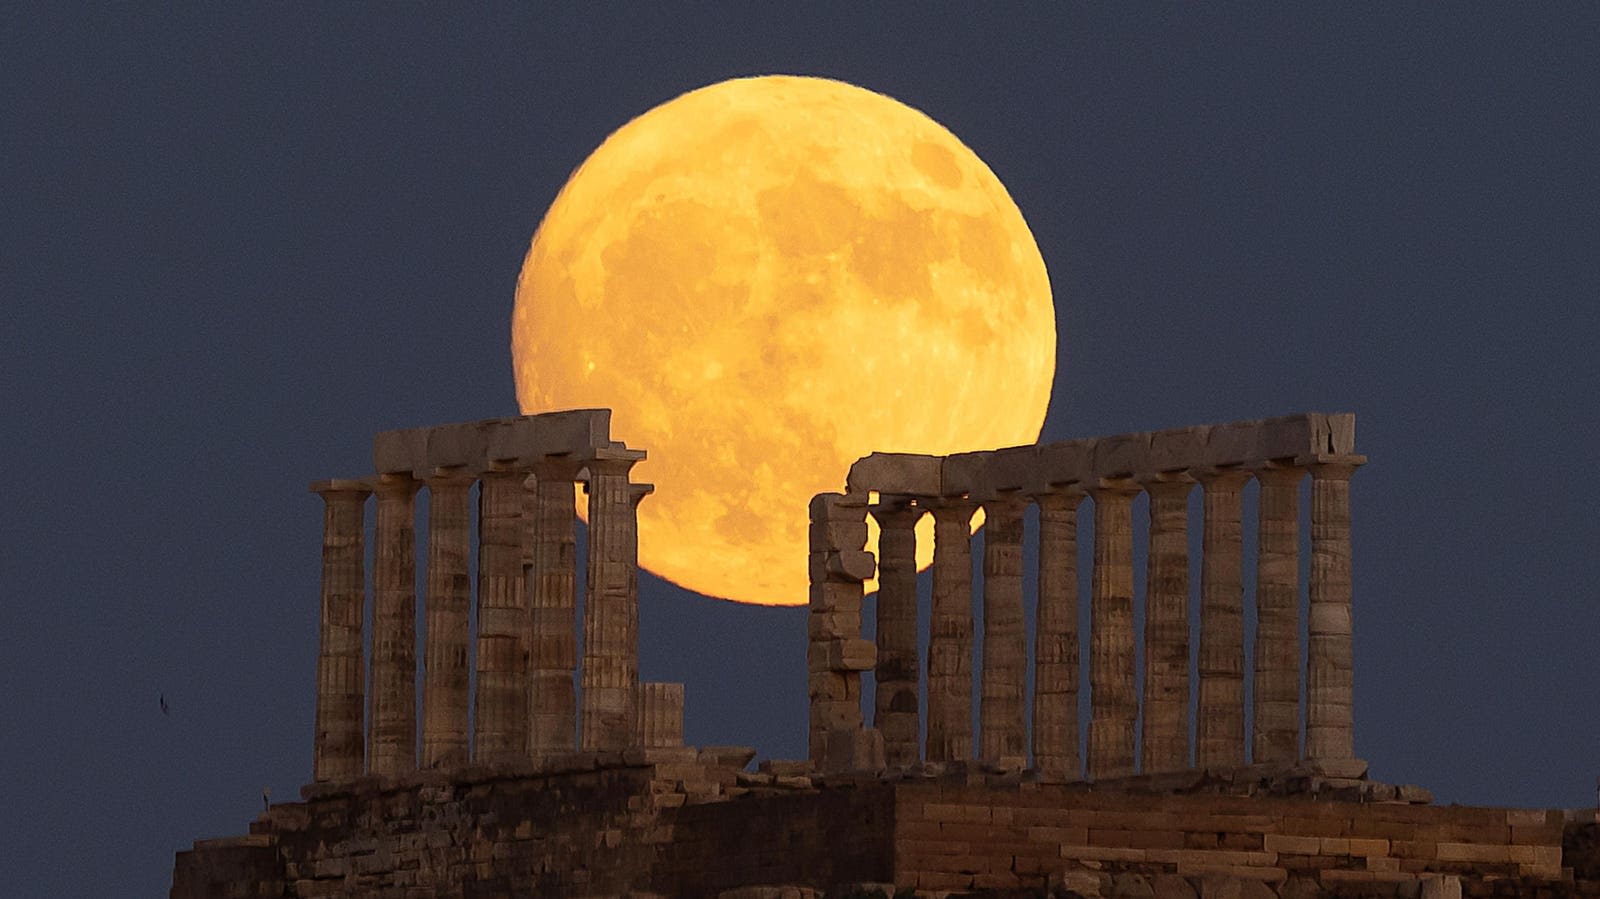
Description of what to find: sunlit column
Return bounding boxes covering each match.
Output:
[581,451,646,751]
[979,495,1028,765]
[310,479,371,782]
[924,497,977,763]
[368,473,419,776]
[1196,468,1250,768]
[869,499,922,767]
[1253,465,1304,765]
[473,468,531,763]
[1033,487,1083,781]
[1307,459,1362,760]
[527,458,581,756]
[421,471,473,769]
[1141,474,1193,774]
[1087,479,1139,780]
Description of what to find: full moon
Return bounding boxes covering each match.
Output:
[512,75,1054,606]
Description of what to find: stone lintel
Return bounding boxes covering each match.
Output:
[372,409,615,477]
[845,452,942,496]
[849,413,1359,499]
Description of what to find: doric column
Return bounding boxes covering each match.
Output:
[979,495,1028,765]
[1196,468,1250,768]
[1254,465,1304,765]
[1033,487,1083,781]
[1307,459,1362,760]
[421,471,473,769]
[368,473,419,776]
[310,479,370,782]
[527,458,581,756]
[1141,474,1193,774]
[1087,479,1139,780]
[581,450,647,751]
[473,468,531,763]
[924,497,977,763]
[808,492,874,768]
[869,499,922,767]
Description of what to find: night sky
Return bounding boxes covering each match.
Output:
[5,6,1599,896]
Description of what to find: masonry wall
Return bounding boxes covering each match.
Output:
[893,784,1571,895]
[172,760,1596,899]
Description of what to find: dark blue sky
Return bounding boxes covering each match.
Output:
[4,6,1598,896]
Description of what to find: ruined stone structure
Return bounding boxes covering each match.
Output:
[172,410,1600,899]
[307,410,684,782]
[809,412,1363,780]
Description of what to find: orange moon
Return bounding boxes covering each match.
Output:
[512,75,1054,606]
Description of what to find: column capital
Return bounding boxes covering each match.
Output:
[372,471,421,498]
[629,483,654,507]
[1139,471,1194,498]
[1305,455,1367,479]
[1193,466,1253,489]
[868,498,924,529]
[423,468,476,489]
[1252,461,1308,486]
[1033,484,1085,510]
[923,494,980,518]
[529,454,585,483]
[979,491,1029,515]
[309,478,371,499]
[1087,476,1141,498]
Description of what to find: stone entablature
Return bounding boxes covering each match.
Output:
[809,412,1366,781]
[307,410,683,783]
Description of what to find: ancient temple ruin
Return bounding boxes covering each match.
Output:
[172,408,1599,899]
[306,408,682,784]
[808,412,1362,779]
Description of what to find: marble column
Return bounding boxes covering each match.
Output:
[1196,469,1250,768]
[473,468,531,763]
[924,497,977,763]
[311,479,370,782]
[368,473,419,776]
[979,495,1028,765]
[1307,460,1361,760]
[1033,487,1083,781]
[1254,465,1304,765]
[1141,474,1193,774]
[869,500,922,767]
[1087,479,1139,780]
[581,451,646,751]
[527,459,580,756]
[421,471,473,769]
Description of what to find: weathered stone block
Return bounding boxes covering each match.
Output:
[846,452,943,495]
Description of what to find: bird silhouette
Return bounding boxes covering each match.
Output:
[159,693,170,716]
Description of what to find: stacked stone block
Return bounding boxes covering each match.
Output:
[806,492,878,772]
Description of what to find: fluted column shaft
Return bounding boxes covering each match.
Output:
[925,499,977,763]
[474,469,530,763]
[1033,488,1083,781]
[1087,480,1139,779]
[527,460,580,756]
[581,455,644,751]
[1254,466,1304,764]
[1307,460,1360,760]
[1197,469,1250,768]
[870,502,922,767]
[311,480,370,782]
[1142,475,1192,774]
[369,475,419,776]
[422,473,473,769]
[979,497,1028,764]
